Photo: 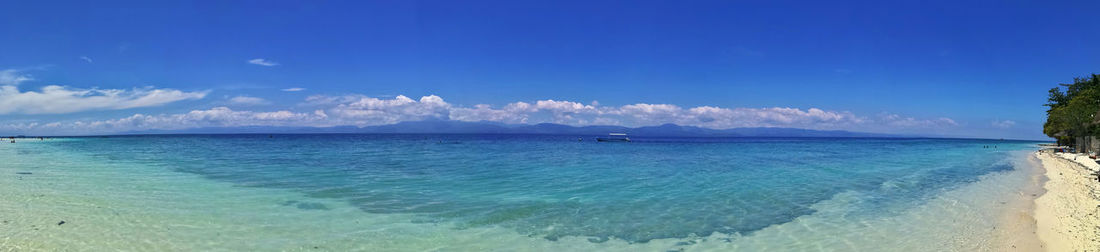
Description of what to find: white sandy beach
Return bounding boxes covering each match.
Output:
[1034,152,1100,251]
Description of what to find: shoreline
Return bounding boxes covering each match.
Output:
[988,152,1046,251]
[1033,152,1100,251]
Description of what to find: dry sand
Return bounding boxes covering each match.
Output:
[1034,152,1100,251]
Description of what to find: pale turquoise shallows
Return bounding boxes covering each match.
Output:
[0,135,1042,251]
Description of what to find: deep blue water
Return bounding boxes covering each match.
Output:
[51,134,1039,243]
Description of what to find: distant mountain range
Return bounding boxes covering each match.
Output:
[122,120,903,138]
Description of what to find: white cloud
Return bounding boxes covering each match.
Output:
[991,120,1016,129]
[0,69,32,85]
[80,56,93,63]
[0,85,208,115]
[20,107,328,133]
[247,58,279,66]
[301,94,367,107]
[878,113,958,128]
[228,95,269,106]
[332,96,949,131]
[281,87,306,92]
[450,104,531,124]
[3,94,965,135]
[592,104,867,129]
[0,68,207,115]
[327,95,451,125]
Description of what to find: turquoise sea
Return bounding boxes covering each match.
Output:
[0,135,1044,251]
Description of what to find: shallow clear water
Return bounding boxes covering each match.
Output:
[0,135,1043,251]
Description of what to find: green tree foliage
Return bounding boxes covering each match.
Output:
[1044,74,1100,149]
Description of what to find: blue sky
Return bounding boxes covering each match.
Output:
[2,0,1098,139]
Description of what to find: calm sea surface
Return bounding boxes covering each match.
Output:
[0,135,1044,251]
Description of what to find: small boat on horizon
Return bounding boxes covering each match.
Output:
[596,133,631,142]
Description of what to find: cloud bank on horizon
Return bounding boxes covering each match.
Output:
[0,94,960,136]
[0,68,968,136]
[2,68,1039,139]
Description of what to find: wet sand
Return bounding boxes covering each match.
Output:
[990,153,1045,251]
